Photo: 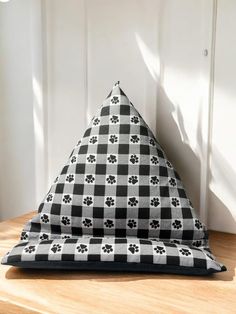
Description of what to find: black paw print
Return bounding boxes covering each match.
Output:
[83,218,92,227]
[172,219,182,229]
[107,154,117,163]
[83,196,93,206]
[93,118,100,126]
[166,160,172,168]
[61,216,70,225]
[111,96,119,104]
[66,174,74,183]
[169,178,176,186]
[85,175,95,183]
[130,135,140,143]
[105,197,115,207]
[77,244,88,253]
[128,244,139,254]
[46,193,53,202]
[24,246,36,253]
[179,248,191,256]
[151,197,160,207]
[54,176,58,183]
[110,115,119,124]
[41,214,49,223]
[89,136,98,144]
[130,154,139,164]
[149,138,155,146]
[70,156,76,163]
[63,194,72,204]
[151,156,159,165]
[77,140,81,146]
[154,246,165,254]
[131,116,139,124]
[128,175,138,185]
[172,198,180,207]
[128,197,138,207]
[150,220,160,229]
[51,244,62,253]
[20,232,28,240]
[192,240,202,247]
[87,154,96,163]
[62,235,71,239]
[109,135,118,143]
[104,219,114,228]
[40,233,49,241]
[171,239,180,244]
[195,219,203,229]
[102,244,113,253]
[127,219,137,229]
[106,175,116,184]
[150,176,159,185]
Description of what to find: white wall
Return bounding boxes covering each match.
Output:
[208,0,236,233]
[0,0,235,234]
[0,0,36,220]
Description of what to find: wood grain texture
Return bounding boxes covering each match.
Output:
[0,212,235,314]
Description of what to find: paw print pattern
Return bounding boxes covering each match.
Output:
[61,216,70,226]
[83,196,93,206]
[154,246,166,254]
[77,244,88,253]
[171,239,180,244]
[150,197,160,207]
[179,248,191,256]
[70,156,77,164]
[24,246,36,254]
[149,138,155,146]
[51,244,62,253]
[77,140,81,146]
[128,175,138,185]
[131,116,139,124]
[128,244,139,254]
[54,176,59,183]
[150,176,159,185]
[192,240,202,247]
[166,160,172,168]
[104,219,114,228]
[151,156,159,165]
[93,118,100,126]
[46,193,53,202]
[105,197,115,207]
[66,174,74,183]
[150,220,160,229]
[109,135,118,143]
[127,219,137,229]
[169,178,176,187]
[85,175,95,183]
[83,218,92,227]
[106,175,116,184]
[130,154,139,164]
[195,219,203,229]
[41,214,49,223]
[87,154,96,163]
[111,96,119,104]
[172,219,182,229]
[107,154,117,163]
[102,244,113,253]
[89,136,98,144]
[110,115,119,124]
[128,197,138,207]
[130,135,140,143]
[20,232,28,241]
[171,198,180,207]
[62,235,71,239]
[40,233,49,241]
[63,194,72,204]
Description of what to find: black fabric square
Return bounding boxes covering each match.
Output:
[60,165,69,175]
[73,184,84,195]
[118,144,129,154]
[120,105,130,116]
[120,124,130,134]
[140,145,150,155]
[84,128,91,137]
[99,125,109,135]
[51,204,61,216]
[97,144,108,154]
[117,164,128,175]
[139,125,148,136]
[95,164,106,174]
[55,184,64,194]
[94,185,105,196]
[79,145,88,154]
[101,106,110,116]
[139,165,150,176]
[76,163,85,174]
[159,166,168,177]
[116,185,128,197]
[160,186,169,197]
[139,186,149,196]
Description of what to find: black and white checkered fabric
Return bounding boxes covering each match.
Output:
[2,82,226,274]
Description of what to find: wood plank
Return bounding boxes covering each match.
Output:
[0,212,235,314]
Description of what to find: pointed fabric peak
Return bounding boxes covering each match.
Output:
[1,82,226,274]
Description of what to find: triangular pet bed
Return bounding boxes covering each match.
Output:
[2,82,226,275]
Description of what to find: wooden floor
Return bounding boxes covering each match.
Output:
[0,212,235,314]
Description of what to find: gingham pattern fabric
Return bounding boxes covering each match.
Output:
[2,82,226,274]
